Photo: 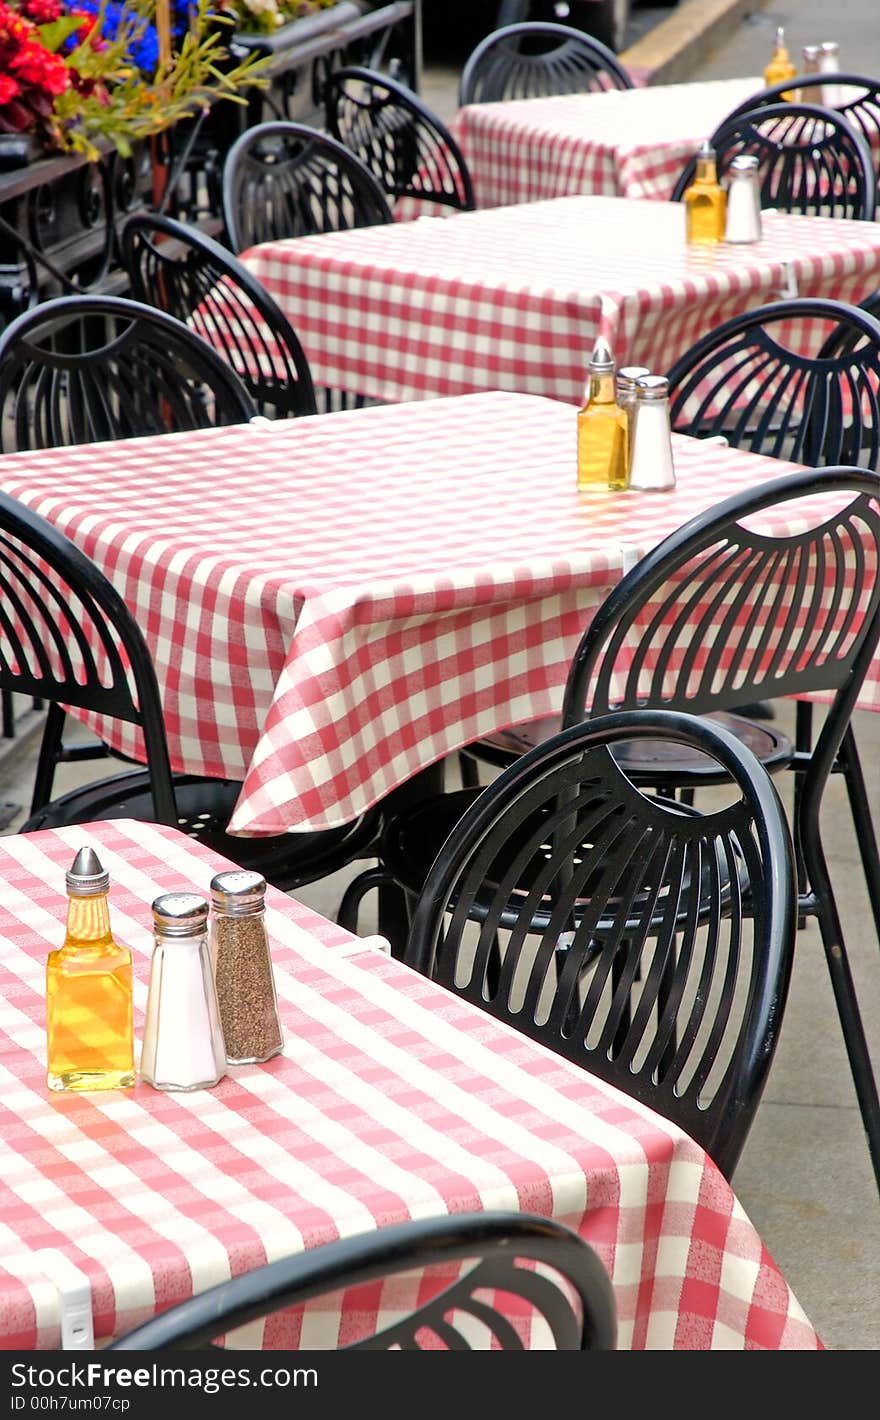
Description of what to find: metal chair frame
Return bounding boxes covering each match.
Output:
[221,120,394,254]
[670,100,877,220]
[458,20,634,106]
[120,211,318,420]
[404,710,797,1181]
[106,1211,617,1350]
[325,64,476,213]
[0,293,257,453]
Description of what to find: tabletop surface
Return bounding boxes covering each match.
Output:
[0,819,821,1350]
[0,389,841,837]
[451,76,764,205]
[237,197,880,403]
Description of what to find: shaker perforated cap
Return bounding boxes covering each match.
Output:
[634,374,670,401]
[66,846,109,896]
[588,336,614,374]
[210,869,267,916]
[730,154,760,174]
[152,892,209,935]
[616,365,651,391]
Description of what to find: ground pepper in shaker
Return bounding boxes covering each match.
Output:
[140,893,227,1092]
[210,870,284,1064]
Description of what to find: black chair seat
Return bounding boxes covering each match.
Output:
[465,710,792,786]
[22,771,381,893]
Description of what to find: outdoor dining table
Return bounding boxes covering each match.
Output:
[234,195,880,407]
[449,76,764,209]
[0,817,822,1350]
[0,391,873,841]
[0,386,845,840]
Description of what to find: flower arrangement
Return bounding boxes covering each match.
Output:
[0,0,270,158]
[214,0,338,38]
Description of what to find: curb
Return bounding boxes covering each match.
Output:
[621,0,762,86]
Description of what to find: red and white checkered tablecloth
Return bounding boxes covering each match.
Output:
[236,196,880,407]
[0,819,821,1350]
[1,391,875,837]
[450,77,764,208]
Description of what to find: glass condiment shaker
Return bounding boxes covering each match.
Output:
[724,154,762,243]
[46,847,135,1092]
[818,41,841,107]
[210,870,284,1065]
[615,365,651,458]
[140,893,227,1091]
[628,375,676,492]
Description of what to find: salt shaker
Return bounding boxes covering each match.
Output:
[724,155,762,243]
[140,893,227,1092]
[818,41,841,107]
[628,375,676,492]
[210,870,283,1065]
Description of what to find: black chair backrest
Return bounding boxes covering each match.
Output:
[0,489,177,823]
[665,296,880,467]
[459,21,634,105]
[105,1211,617,1350]
[670,101,877,219]
[325,65,476,213]
[406,709,797,1180]
[221,120,394,253]
[120,211,317,420]
[0,294,256,452]
[722,72,880,198]
[561,469,880,931]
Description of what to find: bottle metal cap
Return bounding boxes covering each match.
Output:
[802,44,820,60]
[730,154,760,174]
[820,41,839,54]
[66,846,109,897]
[210,869,267,916]
[617,365,651,389]
[634,374,670,401]
[152,892,209,936]
[588,336,614,374]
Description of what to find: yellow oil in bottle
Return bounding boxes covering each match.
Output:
[577,339,629,491]
[764,26,797,98]
[683,142,727,245]
[46,848,134,1092]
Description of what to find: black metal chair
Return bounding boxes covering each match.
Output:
[665,297,880,466]
[324,65,476,214]
[105,1211,617,1350]
[0,294,257,453]
[0,492,380,893]
[401,710,797,1182]
[670,101,877,220]
[221,121,394,255]
[119,211,317,421]
[459,21,634,106]
[721,72,880,205]
[341,470,880,1193]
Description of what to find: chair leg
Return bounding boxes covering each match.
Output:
[338,865,411,958]
[837,725,880,948]
[798,788,880,1197]
[793,701,814,921]
[458,750,482,789]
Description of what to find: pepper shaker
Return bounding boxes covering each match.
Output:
[724,155,762,243]
[628,375,676,492]
[210,870,284,1065]
[140,893,227,1091]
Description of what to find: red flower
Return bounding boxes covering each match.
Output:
[0,75,21,105]
[18,0,62,20]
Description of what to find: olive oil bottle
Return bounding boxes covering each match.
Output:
[577,337,629,491]
[683,140,727,245]
[46,847,135,1092]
